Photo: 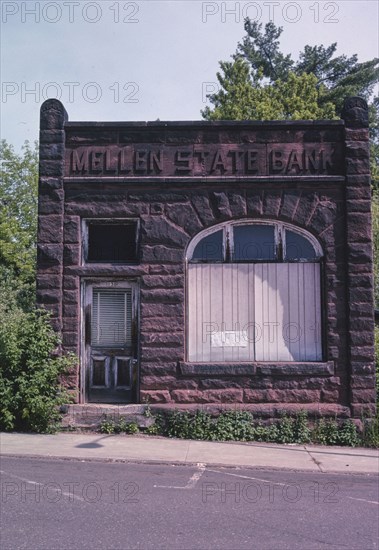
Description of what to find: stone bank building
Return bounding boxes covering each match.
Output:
[37,98,376,419]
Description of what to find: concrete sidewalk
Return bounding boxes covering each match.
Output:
[1,432,378,474]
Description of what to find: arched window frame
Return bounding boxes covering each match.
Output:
[186,219,323,264]
[185,219,325,364]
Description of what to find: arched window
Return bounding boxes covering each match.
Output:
[186,220,323,363]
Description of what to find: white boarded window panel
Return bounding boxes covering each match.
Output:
[188,263,321,362]
[92,290,132,347]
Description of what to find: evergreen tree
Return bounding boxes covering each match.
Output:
[203,21,379,188]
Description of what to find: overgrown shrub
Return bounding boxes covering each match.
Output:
[99,417,139,435]
[213,411,255,441]
[375,325,379,402]
[0,289,76,433]
[150,409,364,447]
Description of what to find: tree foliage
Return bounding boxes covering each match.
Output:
[202,58,336,121]
[0,140,39,309]
[203,22,379,183]
[0,140,76,432]
[0,285,74,433]
[237,21,379,113]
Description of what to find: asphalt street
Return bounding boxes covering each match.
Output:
[1,456,378,550]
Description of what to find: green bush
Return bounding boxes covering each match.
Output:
[375,326,379,402]
[214,410,255,441]
[99,417,140,435]
[99,418,116,434]
[150,408,365,447]
[0,291,76,433]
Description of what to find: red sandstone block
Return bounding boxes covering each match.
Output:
[350,375,376,389]
[263,191,281,217]
[141,302,184,318]
[63,244,80,266]
[140,288,183,304]
[348,274,374,289]
[141,216,189,248]
[166,203,203,235]
[349,330,374,347]
[350,389,376,403]
[142,275,184,289]
[345,142,370,157]
[228,192,247,217]
[351,362,375,375]
[141,318,183,333]
[63,276,79,291]
[62,332,79,347]
[346,199,371,213]
[170,390,205,403]
[205,389,244,403]
[140,332,183,346]
[199,378,252,390]
[270,389,320,403]
[348,287,374,304]
[39,159,64,178]
[346,186,371,200]
[140,390,172,404]
[62,303,78,318]
[38,215,63,243]
[39,130,65,145]
[142,245,184,264]
[140,376,178,390]
[63,290,79,305]
[36,289,61,305]
[171,380,200,390]
[64,216,80,244]
[37,275,61,290]
[345,128,369,141]
[140,363,178,376]
[141,347,182,362]
[244,390,271,403]
[246,193,263,216]
[211,192,232,219]
[320,389,339,403]
[39,143,64,161]
[350,347,375,361]
[190,194,216,226]
[349,318,374,333]
[38,195,63,217]
[345,158,370,175]
[279,191,299,220]
[149,264,184,275]
[63,317,79,333]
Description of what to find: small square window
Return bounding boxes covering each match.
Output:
[86,221,138,263]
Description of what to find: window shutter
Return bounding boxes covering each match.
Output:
[91,289,132,347]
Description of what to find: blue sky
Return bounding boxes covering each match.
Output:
[1,0,378,150]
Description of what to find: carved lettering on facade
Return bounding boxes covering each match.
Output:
[67,144,338,177]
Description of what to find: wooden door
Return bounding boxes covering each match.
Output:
[83,282,138,403]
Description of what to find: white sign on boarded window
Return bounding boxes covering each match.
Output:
[211,331,248,348]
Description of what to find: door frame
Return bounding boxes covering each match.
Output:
[80,278,140,404]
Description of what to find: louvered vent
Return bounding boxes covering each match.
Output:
[91,289,132,347]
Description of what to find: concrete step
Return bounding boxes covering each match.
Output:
[60,404,155,430]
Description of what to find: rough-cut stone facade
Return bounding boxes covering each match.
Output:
[37,98,376,419]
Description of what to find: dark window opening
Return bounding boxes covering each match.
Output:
[285,230,317,261]
[233,225,276,261]
[87,222,138,263]
[117,358,131,387]
[189,222,320,264]
[192,230,223,261]
[92,358,106,386]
